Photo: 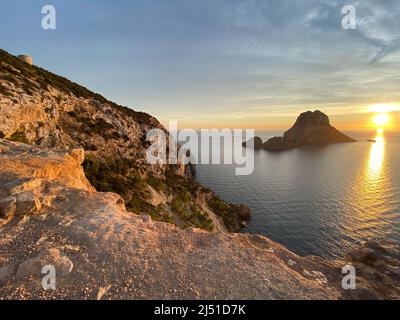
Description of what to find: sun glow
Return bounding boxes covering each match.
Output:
[371,112,392,133]
[373,113,390,127]
[368,103,399,113]
[367,103,397,132]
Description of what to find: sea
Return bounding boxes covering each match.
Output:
[194,130,400,259]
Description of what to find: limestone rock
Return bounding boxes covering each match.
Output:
[0,264,17,282]
[16,192,41,215]
[346,240,400,268]
[96,285,111,300]
[16,248,73,279]
[142,214,152,224]
[0,196,16,219]
[64,244,82,254]
[288,259,297,267]
[234,204,251,221]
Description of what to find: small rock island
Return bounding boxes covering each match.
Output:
[243,110,356,151]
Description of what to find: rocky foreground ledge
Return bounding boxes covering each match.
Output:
[0,140,399,300]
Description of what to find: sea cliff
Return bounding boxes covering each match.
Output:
[0,49,248,232]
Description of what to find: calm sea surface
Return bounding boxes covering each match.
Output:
[195,131,400,259]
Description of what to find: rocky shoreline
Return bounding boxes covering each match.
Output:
[0,139,399,299]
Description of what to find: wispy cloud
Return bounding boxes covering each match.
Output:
[1,0,399,128]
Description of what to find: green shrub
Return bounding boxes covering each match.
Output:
[171,198,183,212]
[147,176,164,192]
[209,196,227,211]
[182,191,192,202]
[9,131,30,144]
[0,84,12,97]
[83,155,100,176]
[0,131,5,139]
[111,159,130,175]
[0,72,15,82]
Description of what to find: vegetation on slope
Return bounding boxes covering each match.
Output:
[0,49,154,125]
[0,49,249,232]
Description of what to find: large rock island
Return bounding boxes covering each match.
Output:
[244,110,355,151]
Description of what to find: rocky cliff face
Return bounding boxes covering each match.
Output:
[0,49,248,232]
[0,140,399,299]
[244,110,355,151]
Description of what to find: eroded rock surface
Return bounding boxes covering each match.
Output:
[0,140,399,300]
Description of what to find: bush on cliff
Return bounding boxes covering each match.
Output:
[9,131,30,144]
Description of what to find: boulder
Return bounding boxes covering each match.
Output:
[16,248,73,279]
[0,196,16,219]
[0,263,17,282]
[15,192,41,215]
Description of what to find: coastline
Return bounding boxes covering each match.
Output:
[1,139,399,299]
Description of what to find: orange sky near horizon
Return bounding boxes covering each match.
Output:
[161,109,400,132]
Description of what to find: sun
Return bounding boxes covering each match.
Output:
[373,113,390,127]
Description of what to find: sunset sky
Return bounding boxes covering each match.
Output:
[1,0,399,131]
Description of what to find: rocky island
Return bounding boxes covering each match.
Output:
[243,110,355,151]
[1,49,399,300]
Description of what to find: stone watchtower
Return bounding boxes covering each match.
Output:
[18,55,33,65]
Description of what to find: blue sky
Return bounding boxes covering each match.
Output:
[1,0,399,129]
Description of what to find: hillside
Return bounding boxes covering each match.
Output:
[0,49,249,232]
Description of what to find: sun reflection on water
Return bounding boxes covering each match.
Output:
[368,133,385,175]
[344,130,390,240]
